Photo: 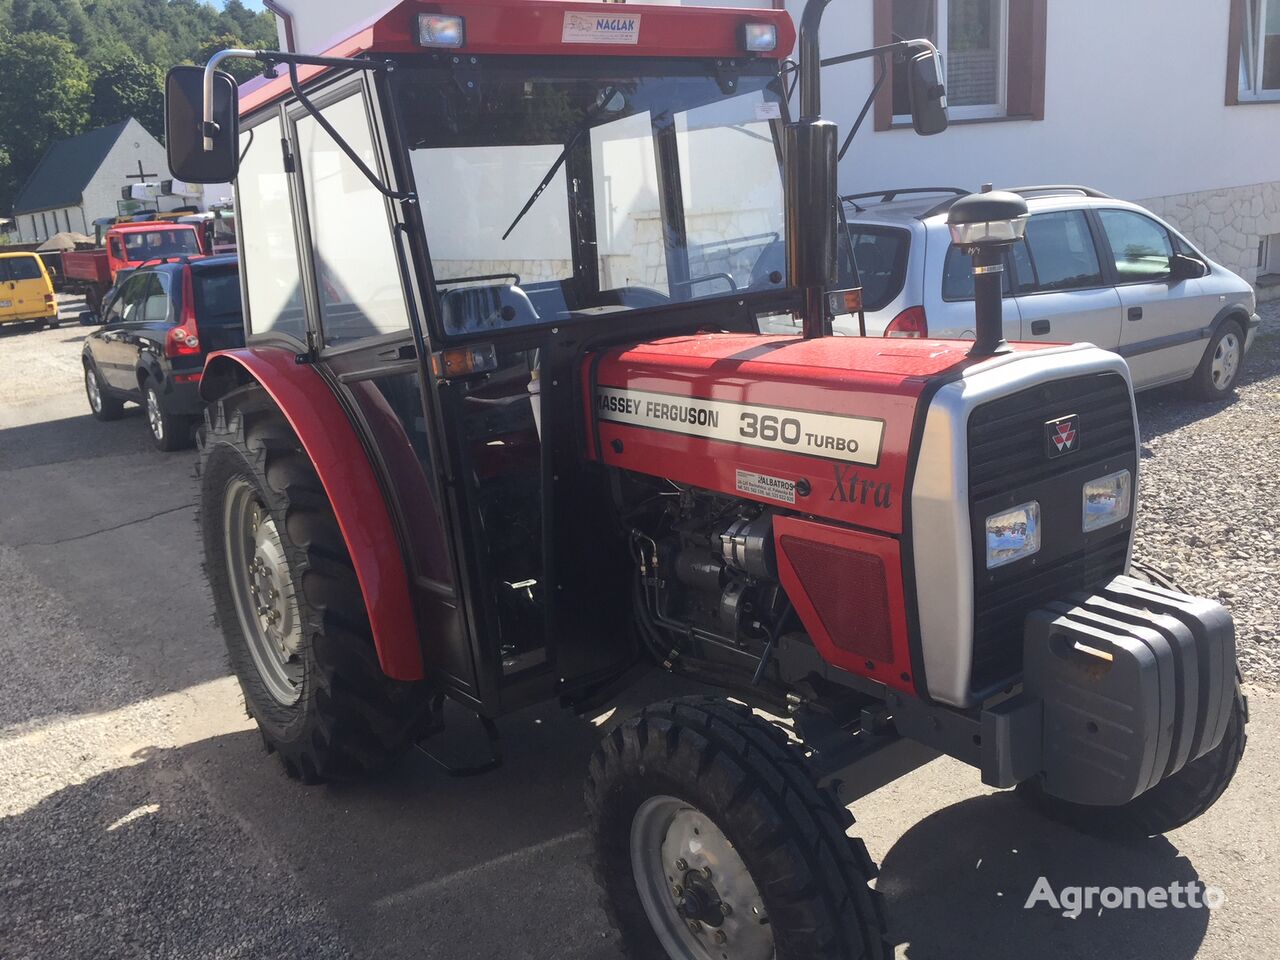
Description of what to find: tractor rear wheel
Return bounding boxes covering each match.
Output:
[199,384,429,782]
[586,697,890,960]
[1016,559,1248,838]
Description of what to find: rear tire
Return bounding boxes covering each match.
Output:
[1190,318,1245,401]
[1016,561,1248,838]
[586,697,890,960]
[200,384,429,782]
[144,381,191,452]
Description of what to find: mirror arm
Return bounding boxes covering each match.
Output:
[203,49,257,150]
[837,51,888,161]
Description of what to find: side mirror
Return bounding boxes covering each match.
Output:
[1169,253,1207,282]
[906,45,949,136]
[78,310,100,326]
[166,65,240,184]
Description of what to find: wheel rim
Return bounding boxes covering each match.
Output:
[146,388,164,441]
[223,477,304,706]
[630,796,773,960]
[1211,332,1241,390]
[85,368,101,413]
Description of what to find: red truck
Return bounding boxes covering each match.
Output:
[62,221,203,314]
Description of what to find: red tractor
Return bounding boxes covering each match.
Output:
[165,2,1245,956]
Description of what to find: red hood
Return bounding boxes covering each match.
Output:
[584,333,1047,534]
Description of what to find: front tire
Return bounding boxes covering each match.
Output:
[200,384,428,781]
[586,697,889,960]
[1191,319,1245,401]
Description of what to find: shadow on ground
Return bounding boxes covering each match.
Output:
[879,791,1210,960]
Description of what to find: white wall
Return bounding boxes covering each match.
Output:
[787,0,1280,202]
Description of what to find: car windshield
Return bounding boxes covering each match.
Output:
[394,59,789,337]
[123,230,200,260]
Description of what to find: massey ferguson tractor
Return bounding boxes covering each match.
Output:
[163,1,1246,955]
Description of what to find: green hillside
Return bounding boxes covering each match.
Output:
[0,0,278,213]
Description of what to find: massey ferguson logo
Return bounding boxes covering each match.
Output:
[1045,414,1080,458]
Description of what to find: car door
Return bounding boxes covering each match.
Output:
[98,274,150,391]
[131,271,176,379]
[1013,209,1123,349]
[1093,208,1210,390]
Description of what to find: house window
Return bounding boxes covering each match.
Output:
[892,0,1008,120]
[876,0,1045,129]
[1242,0,1280,97]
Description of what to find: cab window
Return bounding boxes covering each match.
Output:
[237,116,307,342]
[295,90,410,346]
[1097,209,1175,282]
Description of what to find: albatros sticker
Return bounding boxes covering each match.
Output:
[595,387,884,467]
[562,12,641,44]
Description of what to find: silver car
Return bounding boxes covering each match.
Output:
[823,186,1260,400]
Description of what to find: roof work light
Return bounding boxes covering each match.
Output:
[418,14,465,48]
[741,23,778,53]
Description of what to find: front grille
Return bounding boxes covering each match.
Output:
[967,372,1136,694]
[968,373,1134,501]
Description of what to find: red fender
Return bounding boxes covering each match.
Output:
[201,347,424,681]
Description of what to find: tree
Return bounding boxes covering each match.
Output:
[199,32,266,84]
[90,53,165,137]
[0,32,91,210]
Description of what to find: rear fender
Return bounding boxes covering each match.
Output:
[201,347,424,681]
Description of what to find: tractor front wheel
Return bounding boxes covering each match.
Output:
[586,697,890,960]
[199,384,428,782]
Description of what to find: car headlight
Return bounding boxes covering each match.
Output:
[1082,469,1132,532]
[985,501,1041,569]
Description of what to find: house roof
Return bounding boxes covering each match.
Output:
[11,120,132,216]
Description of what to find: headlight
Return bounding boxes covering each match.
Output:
[1082,469,1132,532]
[985,501,1040,569]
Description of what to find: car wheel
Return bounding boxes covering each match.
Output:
[33,319,47,332]
[586,697,890,960]
[144,381,191,452]
[1191,319,1245,401]
[200,384,431,781]
[85,362,124,421]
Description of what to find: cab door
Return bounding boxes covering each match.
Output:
[1093,208,1211,389]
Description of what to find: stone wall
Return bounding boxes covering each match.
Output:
[1140,180,1280,301]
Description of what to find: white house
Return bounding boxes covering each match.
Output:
[10,118,171,242]
[257,0,1280,295]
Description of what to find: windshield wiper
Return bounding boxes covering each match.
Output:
[501,87,619,241]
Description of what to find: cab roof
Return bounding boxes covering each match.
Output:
[241,0,794,116]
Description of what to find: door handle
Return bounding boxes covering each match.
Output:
[1128,307,1143,321]
[1030,319,1051,336]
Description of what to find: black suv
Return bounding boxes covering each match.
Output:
[83,255,245,451]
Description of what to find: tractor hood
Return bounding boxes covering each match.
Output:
[583,332,1055,535]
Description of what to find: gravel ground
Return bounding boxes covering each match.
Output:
[1132,301,1280,686]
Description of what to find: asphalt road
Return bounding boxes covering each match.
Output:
[1,305,1277,959]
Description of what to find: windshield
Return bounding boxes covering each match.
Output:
[123,230,200,261]
[395,59,788,337]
